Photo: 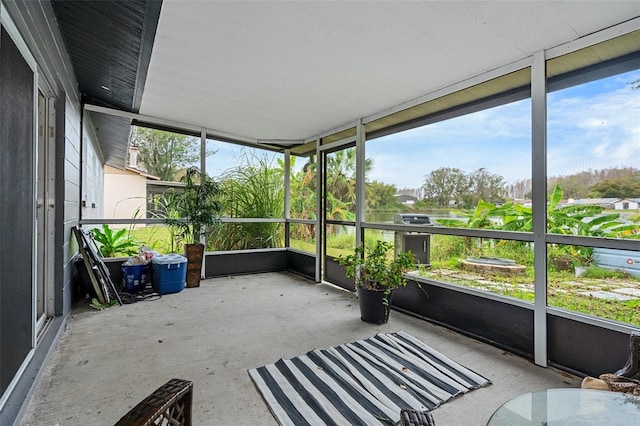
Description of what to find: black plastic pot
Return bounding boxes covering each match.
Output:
[357,286,393,324]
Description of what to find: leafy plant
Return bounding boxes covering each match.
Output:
[89,298,118,310]
[547,244,593,269]
[437,184,639,239]
[338,240,416,294]
[91,224,138,257]
[164,167,223,245]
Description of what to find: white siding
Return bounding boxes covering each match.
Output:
[614,200,639,210]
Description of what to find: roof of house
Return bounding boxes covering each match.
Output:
[568,198,619,205]
[104,165,160,180]
[395,194,418,200]
[615,198,640,203]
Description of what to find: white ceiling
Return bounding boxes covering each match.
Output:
[139,1,640,142]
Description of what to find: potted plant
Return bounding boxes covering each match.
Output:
[164,167,222,287]
[338,240,416,324]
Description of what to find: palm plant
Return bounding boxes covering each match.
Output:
[289,156,317,242]
[325,148,373,214]
[162,166,223,287]
[163,167,223,245]
[290,156,317,220]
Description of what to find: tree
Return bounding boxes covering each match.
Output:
[288,156,317,240]
[460,168,507,208]
[547,167,639,200]
[589,176,640,198]
[422,167,468,207]
[508,178,531,200]
[130,127,214,181]
[550,174,588,199]
[289,156,317,221]
[366,181,400,211]
[325,148,372,212]
[325,148,356,208]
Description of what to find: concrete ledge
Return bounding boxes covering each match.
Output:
[461,259,527,276]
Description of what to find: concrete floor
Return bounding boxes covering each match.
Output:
[20,272,580,426]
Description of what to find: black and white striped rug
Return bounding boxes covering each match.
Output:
[249,331,491,425]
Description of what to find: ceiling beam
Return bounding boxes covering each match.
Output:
[84,103,270,151]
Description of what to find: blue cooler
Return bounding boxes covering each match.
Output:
[151,254,187,294]
[121,264,150,293]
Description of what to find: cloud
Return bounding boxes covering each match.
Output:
[547,76,640,176]
[368,99,532,187]
[371,69,639,186]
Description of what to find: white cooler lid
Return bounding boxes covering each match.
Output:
[151,254,187,264]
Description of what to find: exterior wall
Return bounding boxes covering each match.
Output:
[58,96,81,316]
[0,1,85,423]
[81,120,104,220]
[104,167,148,222]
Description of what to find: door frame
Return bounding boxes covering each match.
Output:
[317,136,357,286]
[35,91,56,338]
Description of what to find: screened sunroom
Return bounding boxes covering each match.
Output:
[1,1,640,425]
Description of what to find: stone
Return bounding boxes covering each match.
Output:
[612,288,640,298]
[578,291,635,301]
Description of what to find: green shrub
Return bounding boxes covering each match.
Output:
[212,154,284,250]
[327,232,357,251]
[430,235,467,263]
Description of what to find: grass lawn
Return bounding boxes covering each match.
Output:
[420,265,640,326]
[128,225,176,254]
[127,226,640,326]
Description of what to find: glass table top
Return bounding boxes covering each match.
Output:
[487,388,640,425]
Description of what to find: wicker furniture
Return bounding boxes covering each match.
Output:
[581,332,640,394]
[615,332,640,380]
[115,378,193,426]
[399,409,436,426]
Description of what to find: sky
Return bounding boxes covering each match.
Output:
[368,69,640,189]
[206,69,640,189]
